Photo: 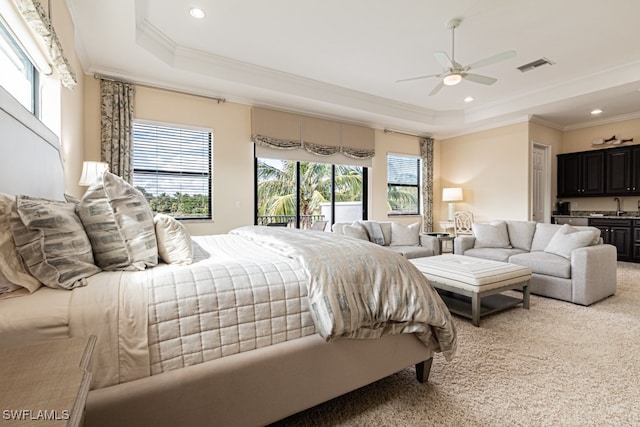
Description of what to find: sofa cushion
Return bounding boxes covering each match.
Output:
[506,220,537,251]
[472,221,512,248]
[358,221,385,245]
[342,223,369,241]
[463,247,526,263]
[378,222,392,246]
[390,222,420,246]
[544,224,601,259]
[530,223,563,252]
[509,251,571,279]
[388,245,434,259]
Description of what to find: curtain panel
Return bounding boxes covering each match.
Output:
[251,107,375,160]
[100,79,135,182]
[420,137,434,232]
[14,0,77,89]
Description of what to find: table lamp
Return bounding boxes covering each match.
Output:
[442,187,463,221]
[79,161,109,186]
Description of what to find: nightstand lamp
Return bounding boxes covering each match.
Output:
[442,187,463,221]
[79,161,109,186]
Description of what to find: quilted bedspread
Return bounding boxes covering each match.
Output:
[69,226,457,389]
[231,226,457,356]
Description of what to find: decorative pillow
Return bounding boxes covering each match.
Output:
[506,221,537,251]
[78,171,158,271]
[390,222,420,246]
[472,221,512,248]
[0,193,41,292]
[10,195,100,289]
[0,270,22,294]
[357,221,385,245]
[154,214,193,265]
[544,224,600,259]
[342,223,370,241]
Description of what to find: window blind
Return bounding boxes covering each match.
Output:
[132,122,212,219]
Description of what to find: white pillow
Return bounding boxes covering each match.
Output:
[78,171,158,271]
[154,214,193,265]
[10,196,100,289]
[342,223,370,241]
[544,224,600,259]
[0,193,41,292]
[472,221,512,248]
[390,222,420,246]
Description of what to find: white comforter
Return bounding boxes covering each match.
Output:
[13,227,458,389]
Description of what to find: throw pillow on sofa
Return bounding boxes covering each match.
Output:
[472,221,512,248]
[342,223,370,241]
[390,222,420,246]
[544,224,601,259]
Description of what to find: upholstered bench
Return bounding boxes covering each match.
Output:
[410,255,532,326]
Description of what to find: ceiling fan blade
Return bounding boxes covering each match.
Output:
[433,51,454,69]
[395,73,440,83]
[467,50,516,70]
[429,81,445,96]
[464,73,497,85]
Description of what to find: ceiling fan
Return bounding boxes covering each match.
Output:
[396,18,516,96]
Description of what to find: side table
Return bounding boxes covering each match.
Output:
[0,335,96,427]
[426,232,454,254]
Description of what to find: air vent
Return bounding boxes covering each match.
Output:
[517,58,554,73]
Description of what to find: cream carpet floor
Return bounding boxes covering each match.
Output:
[273,262,640,427]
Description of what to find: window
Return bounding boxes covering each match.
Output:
[133,122,212,220]
[387,154,421,215]
[256,158,367,228]
[0,19,37,114]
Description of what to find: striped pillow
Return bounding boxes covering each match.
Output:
[10,196,100,289]
[78,171,158,271]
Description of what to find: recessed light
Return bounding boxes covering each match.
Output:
[591,108,603,115]
[464,96,474,103]
[189,8,206,19]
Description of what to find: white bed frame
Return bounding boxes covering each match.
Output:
[1,89,434,426]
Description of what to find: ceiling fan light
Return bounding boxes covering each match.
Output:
[443,73,462,86]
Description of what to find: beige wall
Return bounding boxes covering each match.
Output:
[52,0,85,198]
[558,117,640,213]
[437,122,530,224]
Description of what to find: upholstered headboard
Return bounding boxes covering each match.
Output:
[0,87,65,199]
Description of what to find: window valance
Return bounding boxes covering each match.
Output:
[14,0,77,89]
[251,108,375,160]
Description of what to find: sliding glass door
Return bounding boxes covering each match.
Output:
[256,158,366,229]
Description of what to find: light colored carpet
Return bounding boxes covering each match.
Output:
[274,262,640,426]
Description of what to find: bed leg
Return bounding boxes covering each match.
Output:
[415,357,433,383]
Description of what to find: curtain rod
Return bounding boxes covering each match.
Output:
[94,74,226,104]
[383,129,432,139]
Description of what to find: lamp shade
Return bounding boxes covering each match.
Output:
[79,161,109,186]
[442,187,463,202]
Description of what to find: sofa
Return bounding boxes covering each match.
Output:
[453,220,617,306]
[332,221,439,259]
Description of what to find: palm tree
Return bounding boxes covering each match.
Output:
[257,159,363,221]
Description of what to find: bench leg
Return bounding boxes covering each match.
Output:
[471,293,481,327]
[523,280,530,309]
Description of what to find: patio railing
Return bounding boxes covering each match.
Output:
[257,214,325,229]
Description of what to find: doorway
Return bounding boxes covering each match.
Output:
[532,142,551,222]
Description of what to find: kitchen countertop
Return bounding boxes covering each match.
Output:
[553,212,640,220]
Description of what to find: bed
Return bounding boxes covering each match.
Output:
[0,92,457,426]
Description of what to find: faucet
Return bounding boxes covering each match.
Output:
[614,197,624,216]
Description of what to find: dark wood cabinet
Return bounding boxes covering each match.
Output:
[589,218,632,261]
[557,151,605,197]
[605,146,640,195]
[634,220,640,262]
